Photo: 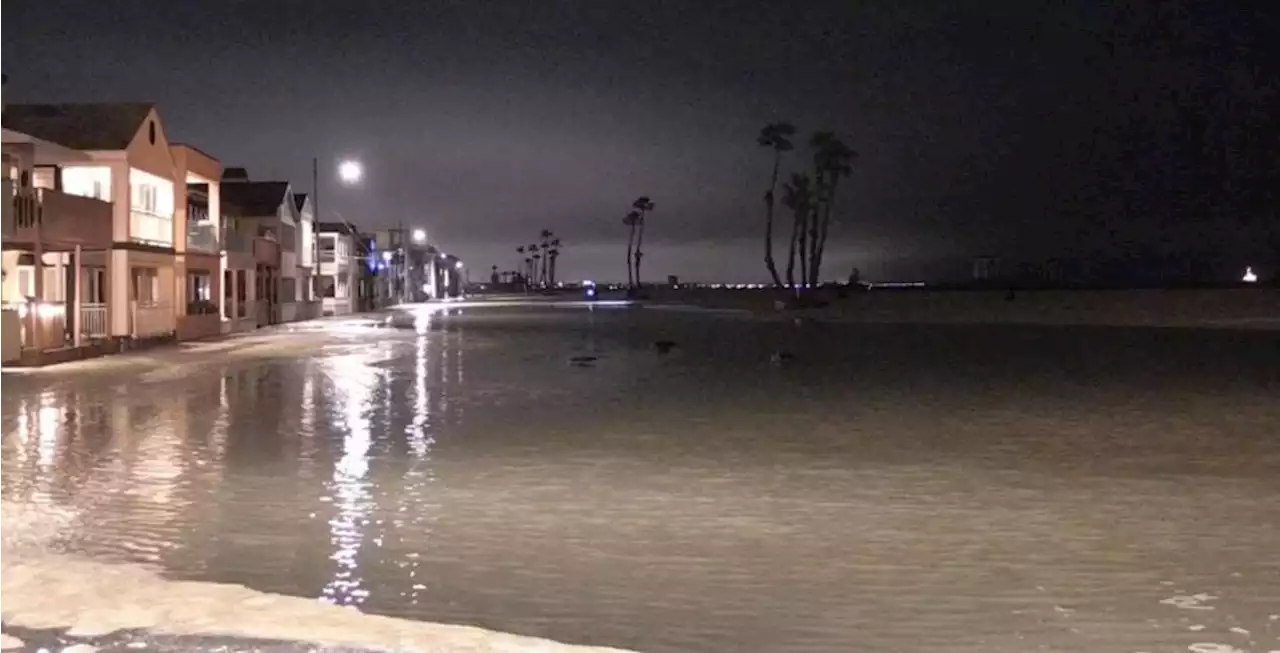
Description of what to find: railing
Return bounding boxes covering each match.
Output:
[319,250,336,262]
[131,302,174,338]
[187,222,220,252]
[4,183,114,246]
[80,303,108,339]
[130,209,174,247]
[2,301,68,349]
[186,299,219,316]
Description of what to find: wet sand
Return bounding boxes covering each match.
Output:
[3,302,1279,652]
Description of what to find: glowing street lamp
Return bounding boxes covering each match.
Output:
[337,159,363,185]
[411,228,427,244]
[1242,266,1258,283]
[455,260,464,270]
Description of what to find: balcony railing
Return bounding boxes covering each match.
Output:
[187,222,219,253]
[4,181,114,247]
[130,209,174,248]
[81,303,108,340]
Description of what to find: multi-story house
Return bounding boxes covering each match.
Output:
[315,221,361,316]
[220,169,296,325]
[169,144,223,341]
[292,192,320,320]
[3,103,182,363]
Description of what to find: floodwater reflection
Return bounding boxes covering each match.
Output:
[2,309,1279,653]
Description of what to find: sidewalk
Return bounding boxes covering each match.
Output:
[1,310,393,381]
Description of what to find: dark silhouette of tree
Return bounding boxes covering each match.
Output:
[781,173,813,291]
[548,238,562,287]
[527,243,538,284]
[515,246,526,286]
[631,196,654,287]
[807,132,856,287]
[623,211,640,288]
[758,122,796,288]
[538,229,553,286]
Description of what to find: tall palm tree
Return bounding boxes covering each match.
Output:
[758,122,796,288]
[548,238,561,287]
[516,246,525,284]
[781,173,813,292]
[631,196,654,287]
[527,243,538,283]
[539,229,553,286]
[623,210,640,288]
[808,132,856,287]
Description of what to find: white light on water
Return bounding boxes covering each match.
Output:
[1242,266,1258,283]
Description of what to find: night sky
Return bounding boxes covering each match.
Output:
[4,1,1277,282]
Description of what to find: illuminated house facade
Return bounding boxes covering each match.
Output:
[2,103,187,362]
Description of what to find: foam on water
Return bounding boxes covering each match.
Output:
[2,525,636,652]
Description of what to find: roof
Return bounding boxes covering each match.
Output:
[293,193,309,212]
[316,221,359,236]
[2,103,155,150]
[221,181,290,217]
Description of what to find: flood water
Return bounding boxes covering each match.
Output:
[3,302,1279,653]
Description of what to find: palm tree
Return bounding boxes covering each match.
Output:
[539,229,553,286]
[516,246,525,285]
[781,173,813,292]
[807,132,855,287]
[548,238,562,287]
[527,243,538,283]
[631,196,654,287]
[623,210,640,288]
[758,122,796,288]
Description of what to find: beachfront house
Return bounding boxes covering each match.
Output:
[169,144,224,341]
[316,221,360,316]
[3,103,184,363]
[221,169,298,326]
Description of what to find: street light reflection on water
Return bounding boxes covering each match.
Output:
[319,353,378,606]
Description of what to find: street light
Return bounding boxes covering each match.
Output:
[337,159,363,185]
[455,260,464,270]
[411,228,427,244]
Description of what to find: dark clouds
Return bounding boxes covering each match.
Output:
[5,1,1277,282]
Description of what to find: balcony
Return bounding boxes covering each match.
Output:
[3,181,113,249]
[129,209,174,248]
[253,237,280,265]
[187,222,219,253]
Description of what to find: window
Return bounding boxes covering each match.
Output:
[32,167,57,190]
[81,267,106,303]
[131,267,159,306]
[16,267,34,299]
[61,166,112,201]
[186,272,214,316]
[236,270,247,318]
[317,275,336,298]
[224,270,234,319]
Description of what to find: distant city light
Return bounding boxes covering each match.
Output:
[337,160,363,184]
[1242,266,1258,283]
[411,228,426,244]
[454,260,464,269]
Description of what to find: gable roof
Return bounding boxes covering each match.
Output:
[221,181,291,217]
[316,221,359,237]
[293,192,309,212]
[2,103,155,151]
